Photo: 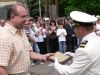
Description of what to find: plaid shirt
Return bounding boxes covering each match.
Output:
[0,23,32,74]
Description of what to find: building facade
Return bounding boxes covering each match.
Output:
[0,0,27,19]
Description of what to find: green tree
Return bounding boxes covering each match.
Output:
[59,0,100,17]
[26,0,100,17]
[26,0,45,17]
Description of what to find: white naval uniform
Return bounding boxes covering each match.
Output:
[54,32,100,75]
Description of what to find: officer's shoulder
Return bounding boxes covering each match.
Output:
[79,40,88,48]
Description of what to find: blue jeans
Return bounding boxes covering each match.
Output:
[59,41,66,53]
[33,42,40,53]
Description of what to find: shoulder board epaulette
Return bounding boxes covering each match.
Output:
[79,40,88,48]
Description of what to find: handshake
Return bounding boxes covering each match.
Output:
[47,52,74,74]
[48,52,73,64]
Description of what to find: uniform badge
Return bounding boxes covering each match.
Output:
[79,40,88,48]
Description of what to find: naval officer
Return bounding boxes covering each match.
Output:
[53,11,100,75]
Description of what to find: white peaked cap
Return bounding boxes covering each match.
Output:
[70,11,98,23]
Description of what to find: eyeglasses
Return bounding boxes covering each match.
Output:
[16,15,28,19]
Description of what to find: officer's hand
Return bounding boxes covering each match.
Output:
[54,57,63,74]
[54,57,67,75]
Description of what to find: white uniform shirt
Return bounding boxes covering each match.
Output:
[54,32,100,75]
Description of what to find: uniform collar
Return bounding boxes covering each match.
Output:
[82,32,97,42]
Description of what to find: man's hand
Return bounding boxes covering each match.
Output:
[30,52,54,61]
[41,53,55,61]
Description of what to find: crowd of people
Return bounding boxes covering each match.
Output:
[23,16,79,54]
[0,2,100,75]
[0,6,100,56]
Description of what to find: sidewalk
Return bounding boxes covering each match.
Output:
[30,62,59,75]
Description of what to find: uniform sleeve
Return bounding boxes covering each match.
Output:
[54,49,91,75]
[0,38,12,66]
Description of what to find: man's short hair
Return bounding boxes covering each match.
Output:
[5,4,18,20]
[5,3,25,20]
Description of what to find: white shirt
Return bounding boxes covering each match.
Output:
[96,24,100,35]
[29,28,37,41]
[34,27,44,42]
[0,26,3,29]
[57,28,67,42]
[54,32,100,75]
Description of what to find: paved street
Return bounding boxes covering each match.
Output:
[29,58,73,75]
[30,62,60,75]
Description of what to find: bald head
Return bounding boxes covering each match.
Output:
[15,4,27,16]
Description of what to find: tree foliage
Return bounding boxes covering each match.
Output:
[26,0,45,17]
[59,0,100,17]
[26,0,100,17]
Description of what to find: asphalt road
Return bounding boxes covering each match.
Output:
[30,62,60,75]
[29,53,73,75]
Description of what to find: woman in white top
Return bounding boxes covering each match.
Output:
[34,21,45,54]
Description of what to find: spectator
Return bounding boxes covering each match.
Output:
[0,19,5,29]
[48,20,59,53]
[95,18,100,36]
[56,18,67,53]
[64,17,77,53]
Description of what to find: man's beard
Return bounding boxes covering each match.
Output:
[16,24,24,29]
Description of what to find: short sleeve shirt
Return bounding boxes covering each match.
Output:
[0,23,32,74]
